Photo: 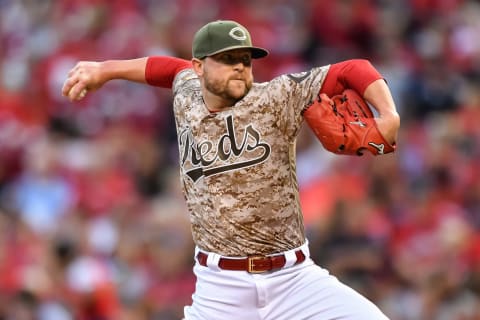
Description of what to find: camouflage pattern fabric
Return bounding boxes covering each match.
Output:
[172,67,329,256]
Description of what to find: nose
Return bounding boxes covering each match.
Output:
[233,61,245,71]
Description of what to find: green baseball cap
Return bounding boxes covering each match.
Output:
[192,20,269,59]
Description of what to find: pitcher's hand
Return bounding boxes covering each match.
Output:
[62,61,107,101]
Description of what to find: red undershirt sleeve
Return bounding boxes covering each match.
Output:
[319,59,384,96]
[145,56,192,88]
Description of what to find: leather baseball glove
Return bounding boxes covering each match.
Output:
[303,89,396,156]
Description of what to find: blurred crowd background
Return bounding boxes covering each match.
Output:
[1,0,480,319]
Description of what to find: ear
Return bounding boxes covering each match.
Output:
[192,58,204,76]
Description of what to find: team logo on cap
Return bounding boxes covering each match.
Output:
[229,27,247,41]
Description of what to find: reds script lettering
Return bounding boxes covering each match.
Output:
[180,115,271,182]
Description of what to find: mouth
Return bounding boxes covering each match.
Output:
[229,75,245,80]
[228,79,247,87]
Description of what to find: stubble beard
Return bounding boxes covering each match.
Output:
[204,74,252,104]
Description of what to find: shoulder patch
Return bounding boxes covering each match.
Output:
[287,71,311,83]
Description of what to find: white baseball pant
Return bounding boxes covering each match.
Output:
[183,242,389,320]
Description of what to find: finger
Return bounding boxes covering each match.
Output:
[62,76,79,97]
[77,88,88,100]
[64,65,84,91]
[67,82,88,101]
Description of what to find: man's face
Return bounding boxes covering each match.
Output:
[200,49,254,103]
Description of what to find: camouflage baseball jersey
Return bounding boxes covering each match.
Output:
[172,66,330,257]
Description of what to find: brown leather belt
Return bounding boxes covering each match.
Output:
[196,250,306,273]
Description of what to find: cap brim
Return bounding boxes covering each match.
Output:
[205,45,269,59]
[251,47,269,59]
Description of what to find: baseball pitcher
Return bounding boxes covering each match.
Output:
[63,20,399,320]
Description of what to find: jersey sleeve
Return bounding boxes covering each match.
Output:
[270,59,383,140]
[319,59,383,96]
[145,56,192,88]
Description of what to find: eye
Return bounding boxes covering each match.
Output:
[212,53,251,66]
[222,54,234,64]
[241,55,252,66]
